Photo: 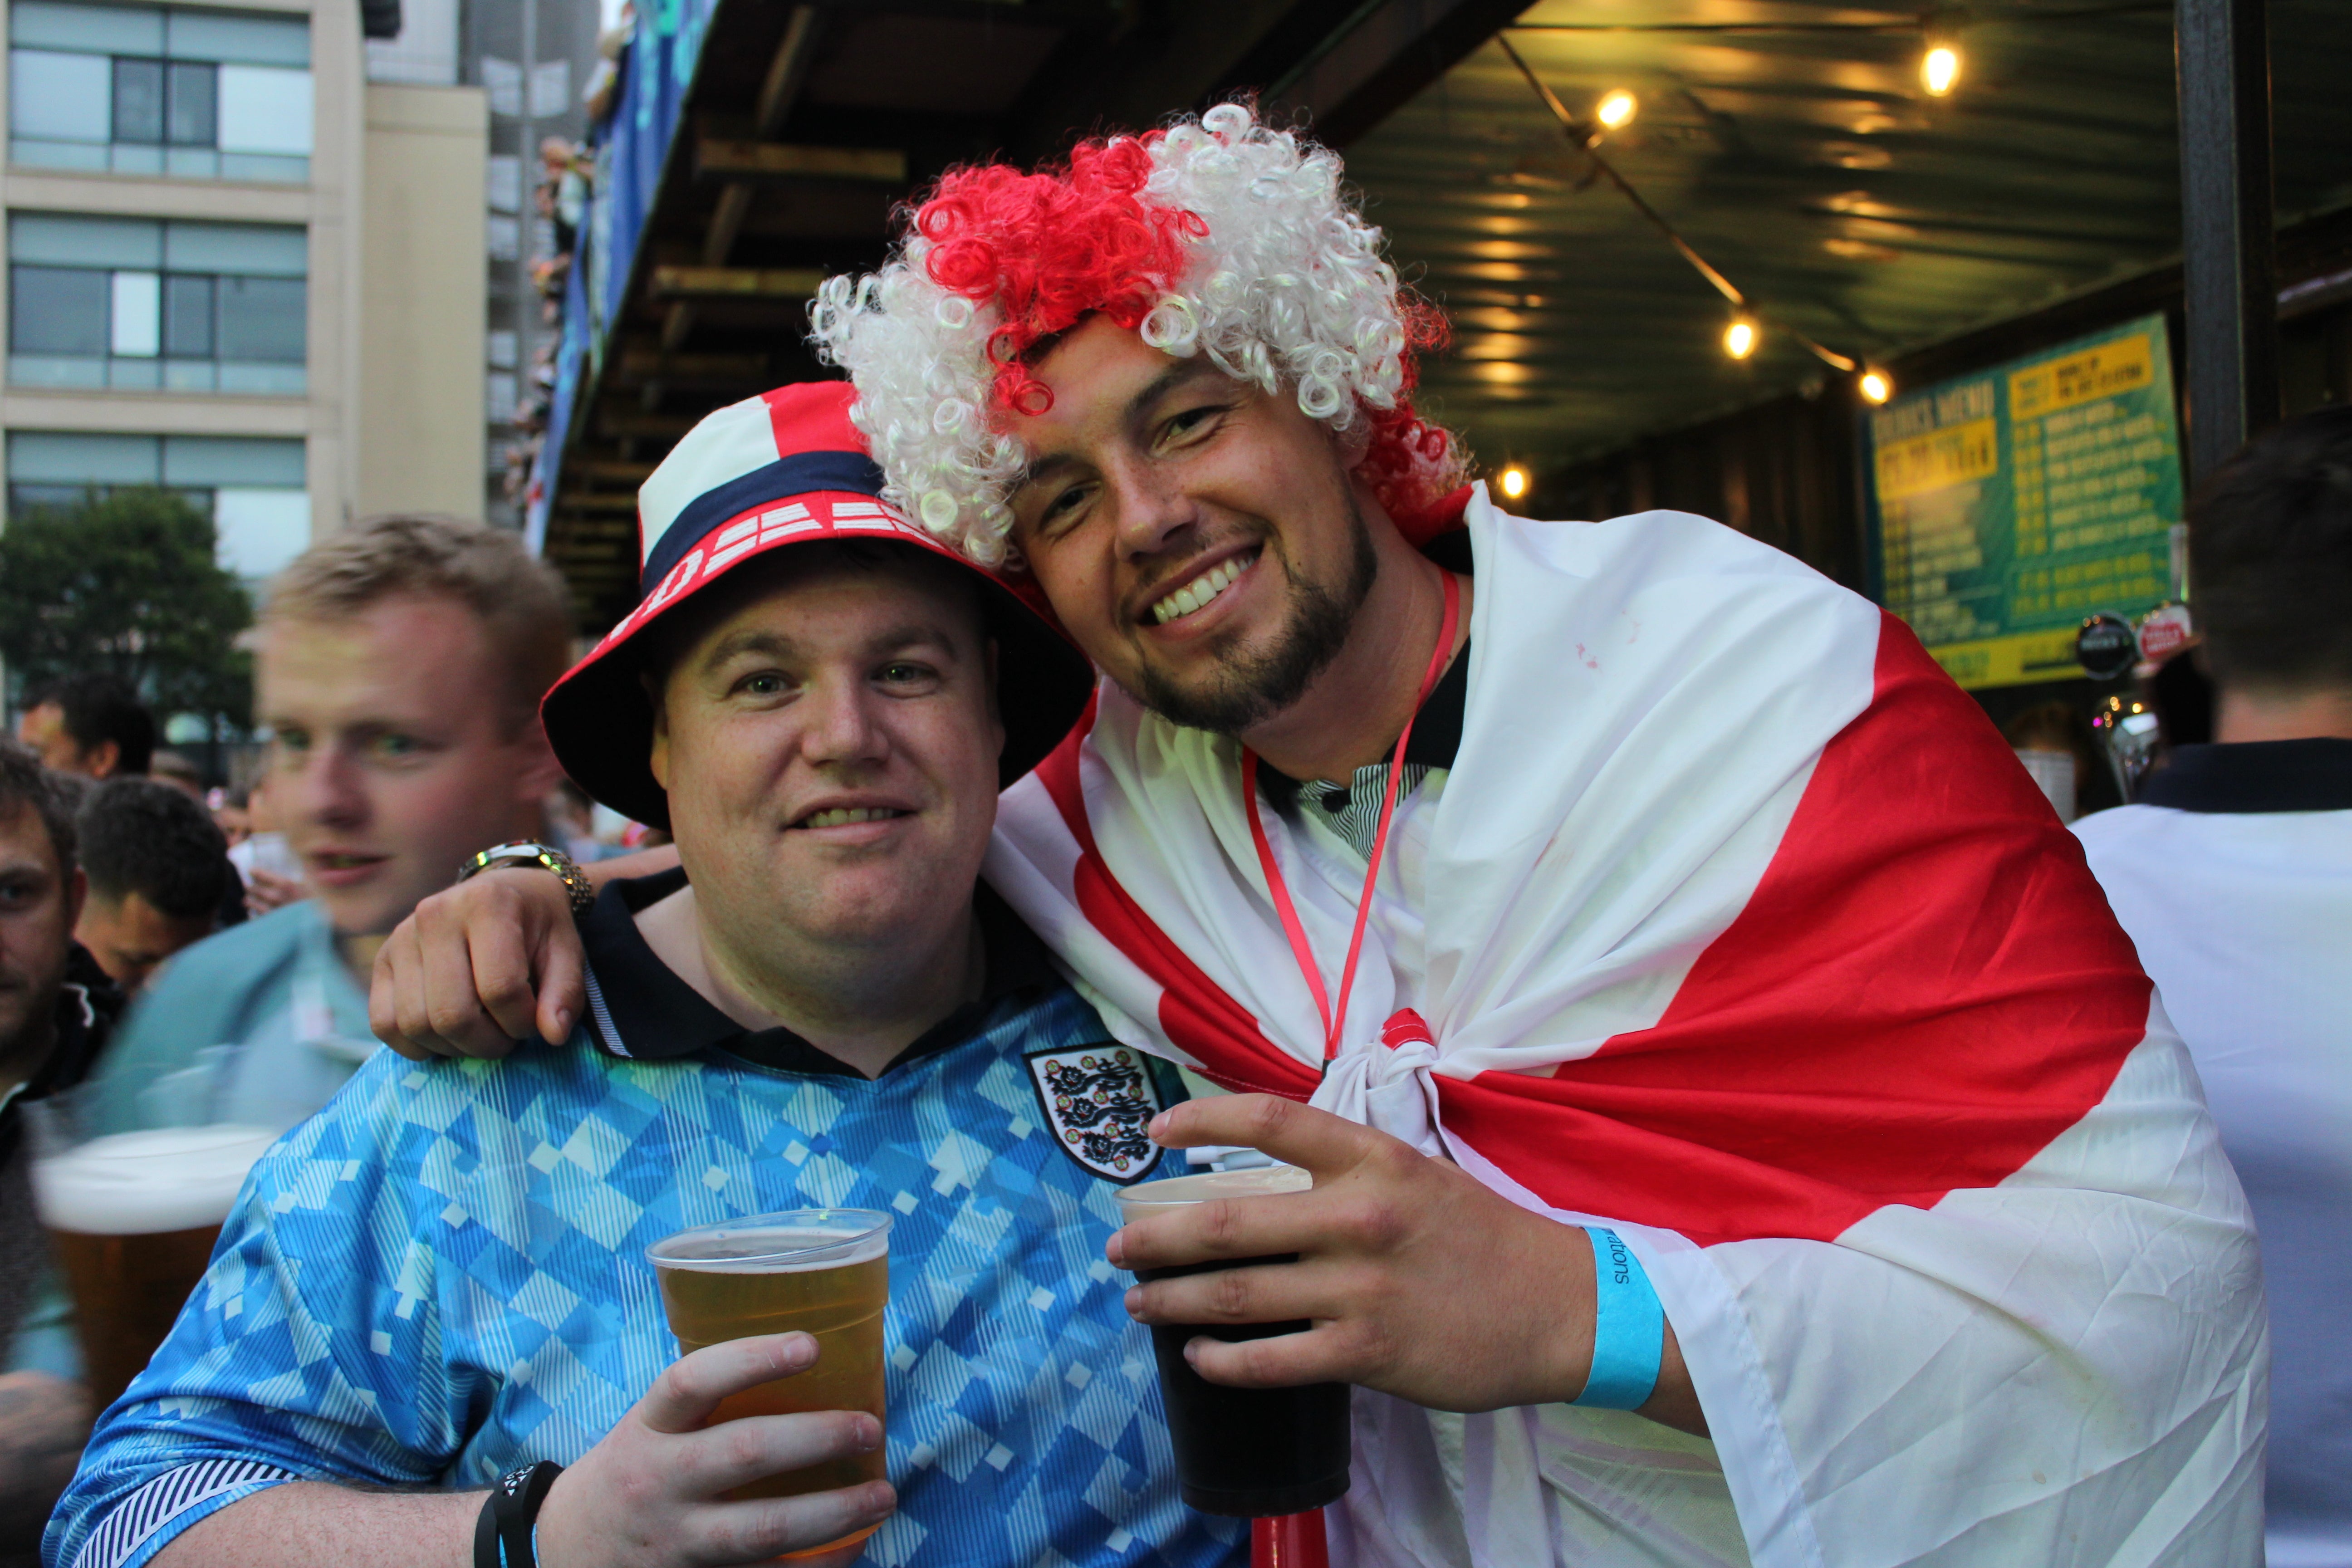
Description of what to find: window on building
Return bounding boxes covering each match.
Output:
[9,2,311,183]
[9,213,306,394]
[6,429,309,582]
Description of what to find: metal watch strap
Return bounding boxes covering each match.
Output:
[456,841,596,919]
[475,1460,561,1568]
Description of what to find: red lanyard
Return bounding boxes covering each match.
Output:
[1242,572,1461,1068]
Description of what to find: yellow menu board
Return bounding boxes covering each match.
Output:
[1862,315,2185,689]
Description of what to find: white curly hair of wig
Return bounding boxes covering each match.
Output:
[808,102,1440,568]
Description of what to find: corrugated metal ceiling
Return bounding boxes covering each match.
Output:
[1341,0,2352,473]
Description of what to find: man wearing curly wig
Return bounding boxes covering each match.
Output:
[387,106,2264,1566]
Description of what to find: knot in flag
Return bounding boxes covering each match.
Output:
[1309,1009,1446,1157]
[1380,1009,1434,1052]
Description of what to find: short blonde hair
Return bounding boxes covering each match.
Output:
[266,514,573,729]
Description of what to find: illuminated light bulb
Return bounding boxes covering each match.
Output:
[1498,465,1530,500]
[1921,44,1961,96]
[1860,369,1894,403]
[1596,90,1637,129]
[1722,317,1758,360]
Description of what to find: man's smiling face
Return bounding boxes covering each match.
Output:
[647,546,1005,963]
[1004,316,1377,735]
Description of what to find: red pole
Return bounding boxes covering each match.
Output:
[1251,1511,1330,1568]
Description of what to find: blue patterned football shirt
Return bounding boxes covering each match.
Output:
[47,877,1240,1568]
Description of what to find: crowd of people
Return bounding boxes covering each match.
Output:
[0,107,2345,1568]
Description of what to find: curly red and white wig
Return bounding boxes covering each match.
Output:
[809,103,1464,567]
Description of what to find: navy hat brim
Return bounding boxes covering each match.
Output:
[541,509,1093,832]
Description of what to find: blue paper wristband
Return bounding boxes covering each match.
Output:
[1574,1227,1663,1409]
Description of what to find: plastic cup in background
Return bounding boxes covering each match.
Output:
[25,1083,279,1409]
[1114,1165,1351,1517]
[646,1209,893,1558]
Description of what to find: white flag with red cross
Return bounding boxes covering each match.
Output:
[986,487,2266,1568]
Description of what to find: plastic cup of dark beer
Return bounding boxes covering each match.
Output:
[1114,1164,1351,1517]
[646,1209,892,1559]
[27,1096,278,1411]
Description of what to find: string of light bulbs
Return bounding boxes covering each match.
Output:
[1504,15,1987,101]
[1489,4,2157,392]
[1494,33,1897,406]
[1480,10,2170,491]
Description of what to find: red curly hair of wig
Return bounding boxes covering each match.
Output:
[912,134,1467,539]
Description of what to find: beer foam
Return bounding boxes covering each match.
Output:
[1114,1163,1313,1213]
[33,1126,279,1235]
[648,1224,891,1274]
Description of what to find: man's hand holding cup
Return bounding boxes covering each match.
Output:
[1110,1094,1705,1434]
[535,1332,893,1568]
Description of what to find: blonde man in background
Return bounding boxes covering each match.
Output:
[88,516,571,1132]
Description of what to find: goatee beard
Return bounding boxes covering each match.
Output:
[1130,499,1380,737]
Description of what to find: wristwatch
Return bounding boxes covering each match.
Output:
[475,1459,561,1568]
[456,841,597,919]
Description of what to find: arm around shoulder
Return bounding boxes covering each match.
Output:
[372,865,597,1062]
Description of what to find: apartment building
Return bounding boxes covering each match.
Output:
[0,0,486,588]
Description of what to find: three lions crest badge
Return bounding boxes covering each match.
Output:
[1026,1043,1166,1184]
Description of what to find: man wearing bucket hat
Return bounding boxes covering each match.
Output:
[44,383,1240,1568]
[373,109,2263,1567]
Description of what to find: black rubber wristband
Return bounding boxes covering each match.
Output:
[475,1460,562,1568]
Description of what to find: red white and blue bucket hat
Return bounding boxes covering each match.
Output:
[540,381,1093,828]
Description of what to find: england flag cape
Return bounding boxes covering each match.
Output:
[985,488,2266,1568]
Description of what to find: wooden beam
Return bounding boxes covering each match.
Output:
[660,301,695,352]
[598,408,700,441]
[696,140,907,185]
[1265,0,1537,147]
[704,185,755,266]
[730,183,896,242]
[752,6,822,139]
[651,265,828,299]
[706,6,824,270]
[554,490,641,513]
[617,348,769,380]
[657,301,822,335]
[571,459,658,485]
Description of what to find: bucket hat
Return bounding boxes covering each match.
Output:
[540,381,1093,828]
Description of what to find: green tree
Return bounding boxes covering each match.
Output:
[0,487,254,726]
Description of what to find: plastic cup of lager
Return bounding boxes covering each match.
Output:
[646,1210,893,1558]
[1114,1164,1351,1517]
[27,1092,278,1411]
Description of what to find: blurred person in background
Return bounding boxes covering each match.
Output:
[82,515,570,1134]
[14,676,154,784]
[2076,405,2352,1568]
[0,741,122,1564]
[2003,699,2102,823]
[224,780,305,916]
[144,754,205,803]
[206,790,249,850]
[544,777,603,865]
[72,779,242,994]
